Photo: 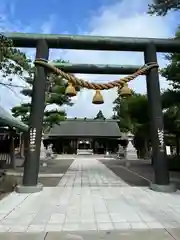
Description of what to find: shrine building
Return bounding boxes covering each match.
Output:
[43,118,124,154]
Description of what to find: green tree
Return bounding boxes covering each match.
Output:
[113,95,131,132]
[11,59,80,129]
[161,30,180,89]
[113,91,150,158]
[163,106,180,155]
[94,110,105,119]
[148,0,180,16]
[126,93,150,158]
[0,34,32,85]
[11,103,30,124]
[0,34,78,128]
[159,29,180,154]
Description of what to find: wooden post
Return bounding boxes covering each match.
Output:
[19,132,24,158]
[9,130,15,169]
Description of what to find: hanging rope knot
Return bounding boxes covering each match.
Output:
[144,62,159,68]
[34,58,48,65]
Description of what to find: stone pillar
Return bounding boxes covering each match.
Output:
[16,39,49,194]
[144,43,176,192]
[40,136,46,161]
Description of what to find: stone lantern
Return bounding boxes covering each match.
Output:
[126,132,138,161]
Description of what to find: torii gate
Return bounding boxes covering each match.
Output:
[2,32,180,193]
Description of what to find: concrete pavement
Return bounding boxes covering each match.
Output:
[0,157,180,238]
[0,229,180,239]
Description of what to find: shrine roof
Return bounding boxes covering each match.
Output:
[0,106,28,132]
[44,119,121,138]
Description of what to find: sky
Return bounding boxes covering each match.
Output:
[0,0,179,118]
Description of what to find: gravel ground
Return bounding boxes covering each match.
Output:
[12,176,62,187]
[99,159,150,187]
[100,159,180,189]
[9,159,74,174]
[0,159,74,192]
[125,160,180,189]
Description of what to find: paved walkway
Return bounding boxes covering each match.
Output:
[0,158,180,234]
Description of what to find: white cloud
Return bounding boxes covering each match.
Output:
[40,14,56,34]
[59,0,177,118]
[0,5,55,112]
[0,0,178,117]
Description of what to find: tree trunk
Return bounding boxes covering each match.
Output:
[175,135,180,156]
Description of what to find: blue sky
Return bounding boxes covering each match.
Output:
[0,0,179,118]
[2,0,118,33]
[1,0,121,34]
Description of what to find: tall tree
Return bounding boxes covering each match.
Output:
[163,106,180,155]
[126,93,150,158]
[0,34,32,86]
[11,59,80,129]
[159,28,180,154]
[94,110,105,119]
[113,95,131,132]
[113,91,150,158]
[161,29,180,89]
[1,34,78,128]
[148,0,180,16]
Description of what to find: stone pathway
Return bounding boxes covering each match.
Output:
[57,157,129,188]
[0,158,180,233]
[1,229,180,239]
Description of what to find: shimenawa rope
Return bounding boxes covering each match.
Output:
[34,58,159,90]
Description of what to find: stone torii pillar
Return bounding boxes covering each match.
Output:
[16,40,49,193]
[144,43,176,192]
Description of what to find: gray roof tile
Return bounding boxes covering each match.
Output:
[0,106,28,131]
[45,119,121,138]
